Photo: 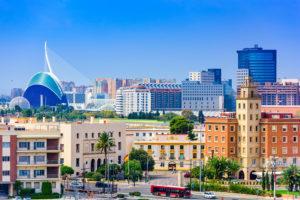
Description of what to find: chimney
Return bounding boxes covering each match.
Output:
[52,115,56,122]
[42,115,46,123]
[90,115,95,124]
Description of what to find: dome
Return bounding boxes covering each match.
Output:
[9,96,30,110]
[23,72,68,107]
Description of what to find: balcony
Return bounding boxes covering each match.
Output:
[17,160,60,166]
[17,175,46,180]
[17,146,60,152]
[47,174,59,179]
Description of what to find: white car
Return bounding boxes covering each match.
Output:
[204,192,216,199]
[256,177,262,182]
[70,181,84,188]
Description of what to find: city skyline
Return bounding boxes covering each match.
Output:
[1,0,300,95]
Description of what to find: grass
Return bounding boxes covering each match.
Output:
[275,190,300,195]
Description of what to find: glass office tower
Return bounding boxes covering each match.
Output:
[237,45,276,85]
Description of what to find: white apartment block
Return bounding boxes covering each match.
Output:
[236,69,249,87]
[182,80,224,111]
[116,86,151,116]
[189,71,215,83]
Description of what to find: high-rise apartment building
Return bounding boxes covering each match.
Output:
[189,71,215,83]
[205,77,300,180]
[138,83,182,111]
[208,68,222,84]
[116,86,151,116]
[237,45,276,86]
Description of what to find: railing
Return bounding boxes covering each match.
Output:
[47,174,59,178]
[17,175,46,179]
[47,160,59,164]
[17,160,59,165]
[17,146,60,151]
[47,146,60,150]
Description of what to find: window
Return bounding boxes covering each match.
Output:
[221,147,225,154]
[293,147,298,154]
[34,182,40,189]
[193,145,197,150]
[255,126,259,132]
[238,126,241,132]
[272,148,277,154]
[282,147,287,154]
[34,170,45,177]
[76,144,80,153]
[283,136,287,143]
[208,125,212,131]
[262,137,266,143]
[255,137,258,143]
[250,126,252,132]
[119,132,121,137]
[238,137,241,142]
[19,156,30,163]
[250,137,253,143]
[282,125,287,132]
[85,133,88,138]
[34,156,45,163]
[238,103,241,109]
[118,142,122,150]
[238,147,241,153]
[51,182,56,189]
[180,145,184,150]
[98,133,100,137]
[243,103,245,109]
[283,158,287,164]
[180,153,184,160]
[293,125,298,132]
[272,125,277,132]
[230,126,234,132]
[250,114,253,120]
[221,125,225,132]
[243,114,245,120]
[243,136,245,142]
[252,159,256,166]
[250,103,252,109]
[238,115,241,120]
[243,125,245,131]
[143,133,146,136]
[26,182,31,188]
[230,147,235,154]
[140,145,144,149]
[92,133,94,138]
[34,142,45,149]
[180,161,184,167]
[91,143,95,152]
[2,156,10,162]
[149,133,152,136]
[215,147,219,153]
[214,136,218,142]
[293,158,297,164]
[3,142,10,148]
[118,156,121,164]
[77,133,79,139]
[161,145,165,150]
[76,158,80,167]
[262,148,265,154]
[262,126,266,132]
[170,153,174,159]
[193,153,197,158]
[250,148,252,153]
[170,145,174,150]
[148,145,152,150]
[215,125,219,131]
[208,147,212,153]
[242,147,245,153]
[256,103,259,109]
[208,136,212,142]
[293,136,298,143]
[256,148,259,154]
[272,137,277,143]
[19,170,30,177]
[240,158,243,165]
[2,171,10,176]
[18,142,30,149]
[230,137,234,143]
[110,132,113,137]
[256,114,259,120]
[221,136,225,143]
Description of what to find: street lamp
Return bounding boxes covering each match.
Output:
[199,132,202,192]
[267,156,281,200]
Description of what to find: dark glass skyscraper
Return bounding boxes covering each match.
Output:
[208,68,222,84]
[237,45,276,85]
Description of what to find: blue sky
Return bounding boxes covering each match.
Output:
[0,0,300,94]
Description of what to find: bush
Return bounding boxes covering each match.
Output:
[117,193,125,198]
[84,172,94,178]
[134,191,141,196]
[92,172,103,181]
[276,193,282,197]
[20,188,35,195]
[229,184,263,196]
[41,181,52,195]
[129,192,135,196]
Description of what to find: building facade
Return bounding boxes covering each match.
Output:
[138,83,182,111]
[116,86,151,116]
[205,77,300,180]
[189,71,215,83]
[237,44,276,86]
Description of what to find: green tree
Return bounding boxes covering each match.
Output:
[14,180,22,195]
[266,171,270,191]
[60,165,74,177]
[198,110,205,124]
[22,109,33,117]
[261,169,266,190]
[14,105,22,112]
[281,165,300,191]
[97,164,121,179]
[41,181,52,195]
[95,132,116,179]
[206,157,240,179]
[129,148,155,171]
[169,116,193,134]
[226,161,241,179]
[124,160,143,181]
[181,110,196,122]
[191,166,206,181]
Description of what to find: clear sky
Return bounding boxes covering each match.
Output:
[0,0,300,95]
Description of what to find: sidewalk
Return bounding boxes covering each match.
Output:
[193,191,285,200]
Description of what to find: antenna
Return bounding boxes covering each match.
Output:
[45,41,53,73]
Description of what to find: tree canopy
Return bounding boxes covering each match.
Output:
[169,116,193,134]
[60,165,74,176]
[206,157,241,179]
[181,110,197,122]
[129,148,155,171]
[281,165,300,191]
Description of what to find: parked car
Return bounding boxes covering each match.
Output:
[256,177,262,182]
[14,196,22,200]
[204,192,216,199]
[23,197,31,200]
[232,179,238,184]
[95,181,109,188]
[70,181,84,188]
[184,172,191,178]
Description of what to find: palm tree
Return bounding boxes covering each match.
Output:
[227,161,241,179]
[282,165,300,191]
[95,132,116,179]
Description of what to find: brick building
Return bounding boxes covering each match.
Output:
[205,77,300,180]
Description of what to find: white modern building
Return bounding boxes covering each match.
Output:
[116,86,151,116]
[236,69,249,87]
[189,71,215,83]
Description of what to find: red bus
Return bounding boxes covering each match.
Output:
[151,185,191,198]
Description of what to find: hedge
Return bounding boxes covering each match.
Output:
[41,181,52,195]
[20,188,35,195]
[9,193,62,199]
